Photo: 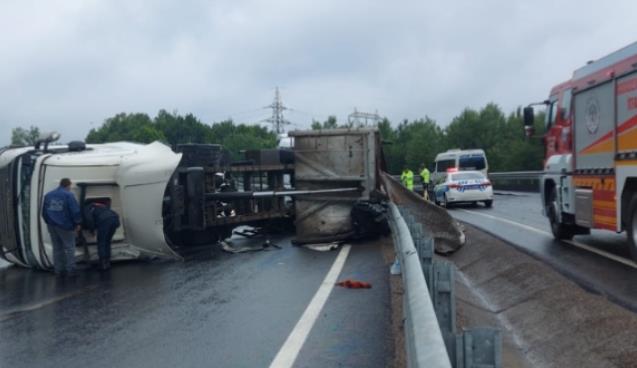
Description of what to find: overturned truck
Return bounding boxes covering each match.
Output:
[0,128,463,271]
[0,129,382,270]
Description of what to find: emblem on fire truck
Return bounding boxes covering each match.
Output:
[584,96,600,134]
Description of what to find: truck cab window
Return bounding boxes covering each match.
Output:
[545,99,558,128]
[561,89,572,119]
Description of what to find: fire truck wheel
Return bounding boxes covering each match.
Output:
[627,196,637,260]
[548,187,574,240]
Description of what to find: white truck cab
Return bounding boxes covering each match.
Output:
[0,140,183,270]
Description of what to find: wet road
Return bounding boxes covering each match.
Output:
[447,192,637,311]
[0,234,392,368]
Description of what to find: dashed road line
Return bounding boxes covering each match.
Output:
[456,209,637,270]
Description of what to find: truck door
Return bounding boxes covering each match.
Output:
[78,184,126,244]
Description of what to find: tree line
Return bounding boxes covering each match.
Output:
[310,103,546,173]
[9,103,545,173]
[83,110,278,160]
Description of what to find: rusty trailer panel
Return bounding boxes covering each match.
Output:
[290,128,381,243]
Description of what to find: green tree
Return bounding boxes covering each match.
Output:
[311,115,339,130]
[208,119,278,160]
[86,113,165,144]
[11,126,40,146]
[154,110,211,147]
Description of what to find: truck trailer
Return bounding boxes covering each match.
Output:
[524,41,637,259]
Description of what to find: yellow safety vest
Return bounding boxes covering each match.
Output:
[420,168,430,184]
[401,170,414,191]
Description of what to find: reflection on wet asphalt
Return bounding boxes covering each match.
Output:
[447,192,637,312]
[0,234,392,368]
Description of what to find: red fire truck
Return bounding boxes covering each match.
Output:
[524,42,637,259]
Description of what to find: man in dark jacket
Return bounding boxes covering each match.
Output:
[84,202,120,270]
[42,178,82,276]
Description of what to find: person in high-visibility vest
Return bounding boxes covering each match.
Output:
[420,165,430,200]
[400,167,414,191]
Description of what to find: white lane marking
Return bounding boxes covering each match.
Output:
[269,244,352,368]
[457,209,637,270]
[456,209,550,236]
[561,239,637,269]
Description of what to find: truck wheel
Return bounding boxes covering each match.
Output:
[547,186,574,240]
[484,200,493,208]
[627,195,637,260]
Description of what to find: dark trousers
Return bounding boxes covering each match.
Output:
[97,217,120,263]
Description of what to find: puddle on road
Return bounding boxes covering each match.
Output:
[0,284,100,322]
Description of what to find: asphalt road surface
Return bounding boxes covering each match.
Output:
[447,191,637,312]
[0,234,393,368]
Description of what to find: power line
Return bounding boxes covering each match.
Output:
[348,108,381,126]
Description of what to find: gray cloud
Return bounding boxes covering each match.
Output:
[2,0,637,144]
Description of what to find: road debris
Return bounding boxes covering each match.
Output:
[302,242,341,252]
[220,239,280,254]
[336,279,372,289]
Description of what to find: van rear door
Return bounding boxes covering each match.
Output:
[458,154,487,172]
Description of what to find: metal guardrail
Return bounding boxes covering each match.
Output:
[488,171,543,180]
[488,171,542,192]
[388,202,452,368]
[393,171,543,192]
[393,171,543,180]
[388,202,502,368]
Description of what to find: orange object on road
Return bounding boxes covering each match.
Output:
[335,279,372,289]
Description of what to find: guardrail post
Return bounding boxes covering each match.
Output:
[454,328,502,368]
[432,260,456,358]
[411,223,434,289]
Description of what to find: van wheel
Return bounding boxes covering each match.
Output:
[484,200,493,208]
[547,186,574,240]
[627,195,637,260]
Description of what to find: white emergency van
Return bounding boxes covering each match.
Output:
[431,149,489,184]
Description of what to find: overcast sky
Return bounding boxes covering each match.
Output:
[2,0,637,144]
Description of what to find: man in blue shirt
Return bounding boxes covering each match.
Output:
[42,178,82,276]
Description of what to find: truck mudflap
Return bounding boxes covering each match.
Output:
[116,142,183,259]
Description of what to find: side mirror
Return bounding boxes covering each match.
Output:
[523,107,534,126]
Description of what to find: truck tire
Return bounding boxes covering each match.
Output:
[627,195,637,260]
[484,200,493,208]
[547,186,574,240]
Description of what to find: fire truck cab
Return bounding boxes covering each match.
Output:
[525,41,637,259]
